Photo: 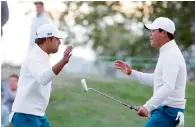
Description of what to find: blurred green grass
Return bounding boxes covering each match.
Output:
[2,68,195,127]
[47,75,195,127]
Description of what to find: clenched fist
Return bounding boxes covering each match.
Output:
[137,106,149,117]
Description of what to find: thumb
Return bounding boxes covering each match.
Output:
[125,62,130,67]
[175,113,180,121]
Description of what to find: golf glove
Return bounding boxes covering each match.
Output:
[175,112,184,127]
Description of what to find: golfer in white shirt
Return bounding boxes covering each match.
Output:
[9,24,73,127]
[115,17,186,127]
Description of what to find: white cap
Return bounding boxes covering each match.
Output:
[36,24,67,39]
[144,17,175,34]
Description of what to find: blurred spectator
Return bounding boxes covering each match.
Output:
[29,1,50,50]
[1,78,8,95]
[3,74,18,111]
[1,91,10,127]
[1,1,9,36]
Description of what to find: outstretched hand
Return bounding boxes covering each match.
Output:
[114,60,132,75]
[63,46,73,64]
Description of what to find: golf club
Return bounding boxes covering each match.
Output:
[81,79,138,111]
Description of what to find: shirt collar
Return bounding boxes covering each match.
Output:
[159,39,176,54]
[36,12,45,17]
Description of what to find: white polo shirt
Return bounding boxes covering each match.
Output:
[130,40,187,112]
[10,45,56,118]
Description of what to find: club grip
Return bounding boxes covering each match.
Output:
[129,106,138,111]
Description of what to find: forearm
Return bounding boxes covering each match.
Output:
[130,70,154,86]
[52,58,67,75]
[34,59,67,85]
[29,44,72,85]
[144,84,173,112]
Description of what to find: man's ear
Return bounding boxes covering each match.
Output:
[162,31,167,37]
[45,37,50,44]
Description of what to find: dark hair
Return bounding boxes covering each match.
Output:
[9,74,19,80]
[35,38,46,45]
[35,37,54,45]
[34,1,44,6]
[159,28,174,40]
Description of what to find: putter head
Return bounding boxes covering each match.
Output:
[81,79,88,92]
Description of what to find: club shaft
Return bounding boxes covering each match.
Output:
[88,88,137,111]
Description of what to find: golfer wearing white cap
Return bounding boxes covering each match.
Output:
[9,24,73,127]
[115,17,186,127]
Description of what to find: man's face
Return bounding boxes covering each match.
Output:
[9,77,18,90]
[149,29,164,48]
[46,37,61,53]
[35,3,43,14]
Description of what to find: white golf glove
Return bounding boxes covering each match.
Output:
[175,112,184,127]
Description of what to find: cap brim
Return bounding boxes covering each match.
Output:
[144,24,158,30]
[34,1,44,5]
[54,31,68,39]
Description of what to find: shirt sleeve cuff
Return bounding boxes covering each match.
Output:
[48,68,56,78]
[42,68,56,85]
[143,102,155,113]
[129,70,137,79]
